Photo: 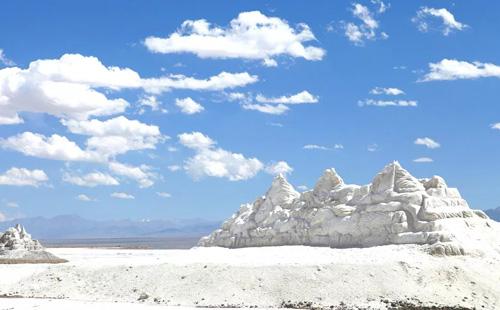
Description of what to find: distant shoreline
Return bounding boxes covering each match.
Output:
[40,236,201,250]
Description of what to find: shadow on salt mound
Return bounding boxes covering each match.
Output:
[199,161,499,256]
[0,224,67,264]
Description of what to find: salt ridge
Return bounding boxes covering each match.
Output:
[0,224,66,263]
[199,161,493,255]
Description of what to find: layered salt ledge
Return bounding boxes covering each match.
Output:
[0,224,66,263]
[199,162,492,255]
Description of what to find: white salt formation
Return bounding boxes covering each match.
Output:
[199,162,492,255]
[0,224,66,263]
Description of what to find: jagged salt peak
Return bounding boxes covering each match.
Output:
[370,161,425,194]
[199,161,493,255]
[265,173,300,205]
[313,168,344,198]
[0,224,43,251]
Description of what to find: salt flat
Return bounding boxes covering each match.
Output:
[0,244,499,309]
[0,298,202,310]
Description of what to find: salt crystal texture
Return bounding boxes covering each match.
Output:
[199,161,492,255]
[0,224,66,263]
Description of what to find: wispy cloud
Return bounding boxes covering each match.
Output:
[358,99,417,107]
[297,185,309,191]
[111,192,135,200]
[413,7,468,36]
[167,165,181,172]
[0,49,15,66]
[157,192,172,198]
[343,2,389,45]
[370,87,405,96]
[413,157,433,163]
[303,144,343,151]
[76,194,94,201]
[367,143,378,152]
[414,137,440,149]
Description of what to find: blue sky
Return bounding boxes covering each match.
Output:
[0,0,499,222]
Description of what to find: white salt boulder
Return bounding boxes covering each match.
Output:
[0,224,66,263]
[199,161,498,255]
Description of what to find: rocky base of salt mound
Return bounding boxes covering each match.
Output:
[0,224,66,264]
[199,162,496,256]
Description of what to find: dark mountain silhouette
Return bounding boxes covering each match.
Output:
[485,207,500,222]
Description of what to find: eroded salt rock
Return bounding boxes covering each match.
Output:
[0,224,66,263]
[199,161,494,255]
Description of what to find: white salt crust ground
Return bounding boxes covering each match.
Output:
[0,298,201,310]
[1,239,499,309]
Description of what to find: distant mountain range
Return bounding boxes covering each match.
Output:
[1,209,497,241]
[485,207,500,222]
[0,215,220,239]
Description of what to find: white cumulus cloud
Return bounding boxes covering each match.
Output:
[491,123,500,130]
[0,54,257,124]
[1,132,103,162]
[179,132,264,181]
[175,97,204,114]
[62,116,164,159]
[143,71,258,94]
[108,162,155,188]
[256,90,318,104]
[0,54,136,124]
[227,91,317,114]
[0,167,48,187]
[265,161,293,176]
[63,171,119,187]
[178,132,216,150]
[2,129,159,164]
[242,103,289,115]
[62,116,160,138]
[421,59,500,81]
[144,11,325,66]
[86,135,160,159]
